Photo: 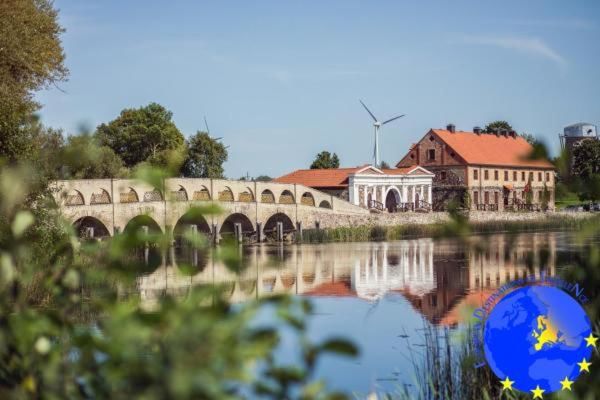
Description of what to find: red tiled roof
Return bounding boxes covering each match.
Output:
[429,129,554,168]
[274,165,426,188]
[273,167,363,188]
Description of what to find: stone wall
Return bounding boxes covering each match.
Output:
[312,210,591,229]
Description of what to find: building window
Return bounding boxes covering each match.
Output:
[538,172,542,181]
[474,169,478,180]
[484,191,489,204]
[538,190,543,202]
[440,171,446,180]
[428,149,435,160]
[494,170,499,180]
[474,191,479,204]
[484,170,489,180]
[521,171,525,181]
[504,171,509,181]
[513,171,517,181]
[545,172,550,182]
[494,191,499,205]
[529,172,534,181]
[429,135,435,141]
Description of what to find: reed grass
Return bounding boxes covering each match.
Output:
[300,214,594,244]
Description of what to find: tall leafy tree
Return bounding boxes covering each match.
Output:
[60,133,126,179]
[483,121,513,133]
[572,139,600,180]
[95,103,184,168]
[182,132,228,178]
[0,0,68,162]
[310,151,340,169]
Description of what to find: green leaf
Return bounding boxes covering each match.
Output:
[12,211,34,238]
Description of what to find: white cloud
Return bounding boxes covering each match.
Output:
[456,35,567,69]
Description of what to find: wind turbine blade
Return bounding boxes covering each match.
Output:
[359,100,378,122]
[382,114,406,125]
[204,116,210,134]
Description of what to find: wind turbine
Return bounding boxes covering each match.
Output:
[359,100,405,168]
[204,116,230,149]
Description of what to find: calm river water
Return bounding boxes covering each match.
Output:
[136,231,587,396]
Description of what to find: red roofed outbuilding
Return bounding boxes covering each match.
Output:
[396,126,555,211]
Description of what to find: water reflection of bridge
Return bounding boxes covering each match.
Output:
[137,232,558,325]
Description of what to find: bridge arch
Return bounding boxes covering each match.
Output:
[260,189,275,203]
[173,209,211,269]
[220,213,255,236]
[193,186,211,201]
[263,213,295,238]
[143,188,163,202]
[278,190,295,204]
[120,187,139,203]
[73,216,110,239]
[301,192,315,207]
[123,215,163,234]
[90,189,111,204]
[238,187,254,202]
[319,200,332,209]
[65,189,85,206]
[218,187,234,202]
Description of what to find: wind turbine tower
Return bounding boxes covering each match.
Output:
[359,100,405,167]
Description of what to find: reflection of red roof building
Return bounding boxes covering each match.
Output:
[304,281,354,297]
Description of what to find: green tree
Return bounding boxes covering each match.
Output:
[310,151,340,169]
[95,103,184,168]
[182,132,228,178]
[483,121,513,134]
[520,133,537,145]
[572,139,600,180]
[0,0,68,162]
[61,133,126,179]
[379,161,390,169]
[255,175,272,182]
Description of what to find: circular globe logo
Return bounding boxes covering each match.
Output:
[483,285,597,397]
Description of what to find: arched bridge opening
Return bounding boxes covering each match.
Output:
[73,216,110,240]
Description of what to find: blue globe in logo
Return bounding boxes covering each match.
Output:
[484,285,593,393]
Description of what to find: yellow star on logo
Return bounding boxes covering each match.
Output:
[500,376,514,391]
[578,357,592,373]
[531,385,545,399]
[584,333,598,348]
[559,376,574,391]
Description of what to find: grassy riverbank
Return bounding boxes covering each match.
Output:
[300,213,596,243]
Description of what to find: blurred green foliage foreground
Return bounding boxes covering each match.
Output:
[0,165,357,399]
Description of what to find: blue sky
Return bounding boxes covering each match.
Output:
[37,1,600,178]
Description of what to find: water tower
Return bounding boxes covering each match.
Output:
[559,123,598,175]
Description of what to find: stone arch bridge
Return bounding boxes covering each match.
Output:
[53,178,368,242]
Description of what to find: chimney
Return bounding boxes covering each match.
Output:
[446,123,456,133]
[473,126,482,134]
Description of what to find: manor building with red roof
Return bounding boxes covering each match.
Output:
[396,125,555,211]
[275,164,435,212]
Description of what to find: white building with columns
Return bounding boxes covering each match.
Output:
[275,164,434,212]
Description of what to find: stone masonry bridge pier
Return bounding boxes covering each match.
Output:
[53,178,368,242]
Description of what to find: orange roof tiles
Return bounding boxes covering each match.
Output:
[273,165,426,188]
[273,167,363,188]
[430,129,554,169]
